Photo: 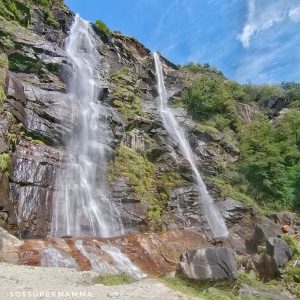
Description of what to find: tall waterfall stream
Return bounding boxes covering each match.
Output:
[153,52,228,238]
[51,15,123,238]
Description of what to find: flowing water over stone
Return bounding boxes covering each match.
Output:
[51,15,123,238]
[153,52,228,238]
[75,240,145,280]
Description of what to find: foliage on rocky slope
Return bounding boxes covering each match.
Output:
[180,68,300,211]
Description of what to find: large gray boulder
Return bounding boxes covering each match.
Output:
[179,247,237,281]
[266,238,293,270]
[252,217,282,249]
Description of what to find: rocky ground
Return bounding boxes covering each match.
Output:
[0,263,191,300]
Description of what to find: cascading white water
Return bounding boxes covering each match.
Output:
[153,52,228,238]
[51,15,122,238]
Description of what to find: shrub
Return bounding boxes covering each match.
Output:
[182,75,239,130]
[8,53,43,74]
[0,153,11,176]
[182,62,223,76]
[0,36,14,51]
[95,19,110,34]
[0,88,6,105]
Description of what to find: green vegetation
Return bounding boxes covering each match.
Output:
[0,53,8,69]
[108,145,183,223]
[0,36,14,51]
[95,19,110,34]
[283,235,300,256]
[0,0,31,26]
[0,53,8,106]
[110,68,143,120]
[281,236,300,298]
[0,0,64,28]
[182,75,241,131]
[8,53,43,74]
[238,112,300,209]
[181,70,300,211]
[162,271,295,300]
[181,62,224,77]
[8,53,58,75]
[0,153,12,176]
[162,275,257,300]
[92,273,134,286]
[0,88,6,105]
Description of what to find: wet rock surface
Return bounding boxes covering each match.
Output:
[8,140,61,238]
[217,197,249,226]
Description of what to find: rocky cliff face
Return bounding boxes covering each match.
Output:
[0,2,299,297]
[0,1,241,238]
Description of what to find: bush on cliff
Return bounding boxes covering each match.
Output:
[182,75,240,131]
[0,153,12,176]
[95,19,110,34]
[182,68,300,211]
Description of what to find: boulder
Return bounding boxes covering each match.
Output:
[179,247,237,281]
[251,238,292,279]
[266,238,293,269]
[252,217,282,249]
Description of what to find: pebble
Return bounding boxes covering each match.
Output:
[107,291,120,298]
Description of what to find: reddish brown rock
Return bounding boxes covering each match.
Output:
[0,229,207,276]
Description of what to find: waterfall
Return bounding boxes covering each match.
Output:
[50,15,122,238]
[153,52,228,238]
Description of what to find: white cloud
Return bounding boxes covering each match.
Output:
[289,6,300,22]
[237,0,289,48]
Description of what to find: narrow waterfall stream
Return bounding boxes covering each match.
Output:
[153,52,229,238]
[51,15,123,238]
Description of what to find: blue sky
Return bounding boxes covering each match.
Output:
[65,0,300,84]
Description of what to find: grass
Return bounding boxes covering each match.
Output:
[162,275,244,300]
[283,235,300,257]
[92,273,134,286]
[108,145,157,203]
[110,68,143,120]
[162,272,289,300]
[0,53,8,106]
